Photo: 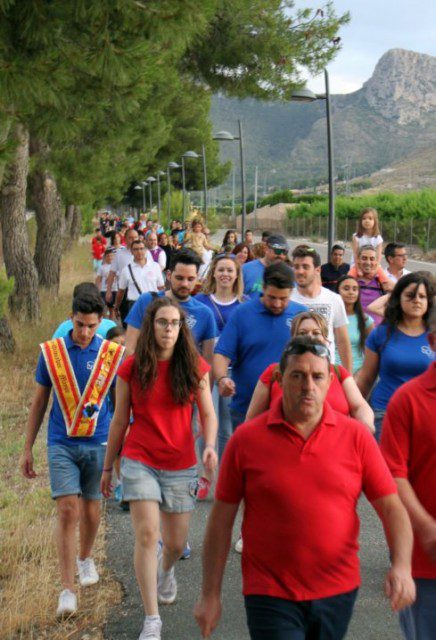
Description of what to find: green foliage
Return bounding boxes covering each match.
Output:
[288,190,436,220]
[0,270,14,316]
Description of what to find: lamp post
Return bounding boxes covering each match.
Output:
[146,176,156,211]
[181,151,200,224]
[213,119,247,237]
[167,162,180,229]
[156,171,165,223]
[201,144,208,223]
[291,69,335,255]
[134,184,146,212]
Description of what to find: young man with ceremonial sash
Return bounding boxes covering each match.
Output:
[20,294,125,617]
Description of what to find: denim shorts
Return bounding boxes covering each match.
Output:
[47,443,106,500]
[120,457,198,513]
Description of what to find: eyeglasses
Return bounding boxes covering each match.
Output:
[154,319,183,329]
[284,343,331,359]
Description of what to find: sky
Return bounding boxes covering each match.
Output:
[294,0,436,94]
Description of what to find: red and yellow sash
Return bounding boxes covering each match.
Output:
[40,338,125,437]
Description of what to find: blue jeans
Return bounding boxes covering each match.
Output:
[212,383,233,461]
[47,443,106,500]
[373,408,386,442]
[399,579,436,640]
[245,590,358,640]
[230,409,246,433]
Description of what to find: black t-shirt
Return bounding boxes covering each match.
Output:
[321,262,350,292]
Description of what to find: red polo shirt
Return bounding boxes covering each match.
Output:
[380,361,436,579]
[216,399,396,601]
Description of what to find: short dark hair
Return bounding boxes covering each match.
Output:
[169,248,202,272]
[131,239,145,249]
[279,336,331,374]
[72,293,104,316]
[73,282,100,298]
[261,231,271,241]
[292,245,321,268]
[263,262,295,289]
[245,229,252,235]
[384,242,406,262]
[331,244,345,253]
[106,326,125,341]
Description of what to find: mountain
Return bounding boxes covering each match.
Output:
[210,49,436,192]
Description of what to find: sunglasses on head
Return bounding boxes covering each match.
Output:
[285,343,330,359]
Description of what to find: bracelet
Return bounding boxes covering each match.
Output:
[217,375,230,384]
[103,467,113,473]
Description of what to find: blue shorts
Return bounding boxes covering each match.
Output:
[120,457,198,513]
[47,443,106,500]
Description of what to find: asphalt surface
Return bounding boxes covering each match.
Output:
[104,496,402,640]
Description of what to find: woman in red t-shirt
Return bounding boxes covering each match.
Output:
[246,311,375,431]
[101,297,217,640]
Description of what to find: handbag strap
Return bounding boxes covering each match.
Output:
[128,264,143,296]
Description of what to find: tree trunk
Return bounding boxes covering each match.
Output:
[30,168,64,294]
[71,205,82,241]
[0,125,41,321]
[64,204,75,237]
[0,315,15,352]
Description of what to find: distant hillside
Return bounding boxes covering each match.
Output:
[358,146,436,193]
[210,49,436,192]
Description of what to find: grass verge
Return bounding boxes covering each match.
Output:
[0,240,122,640]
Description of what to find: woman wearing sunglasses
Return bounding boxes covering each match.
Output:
[246,311,374,431]
[101,297,217,640]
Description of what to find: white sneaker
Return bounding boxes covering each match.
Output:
[139,616,162,640]
[157,546,177,604]
[77,557,99,587]
[56,589,77,616]
[235,536,243,554]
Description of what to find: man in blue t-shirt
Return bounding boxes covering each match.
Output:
[243,234,290,298]
[124,249,218,363]
[214,262,307,430]
[20,294,120,617]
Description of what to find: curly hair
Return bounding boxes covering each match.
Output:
[384,272,434,332]
[134,297,202,404]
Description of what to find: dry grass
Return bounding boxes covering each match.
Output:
[0,238,122,640]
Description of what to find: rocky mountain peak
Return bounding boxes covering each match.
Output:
[359,48,436,124]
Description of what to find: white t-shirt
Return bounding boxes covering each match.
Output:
[110,246,133,276]
[386,267,411,283]
[290,287,349,362]
[118,260,164,301]
[97,263,118,292]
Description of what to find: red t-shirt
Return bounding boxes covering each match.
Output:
[260,363,351,415]
[216,399,396,601]
[92,236,107,259]
[380,362,436,578]
[118,355,210,470]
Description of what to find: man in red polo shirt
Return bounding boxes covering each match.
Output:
[195,337,415,640]
[380,307,436,640]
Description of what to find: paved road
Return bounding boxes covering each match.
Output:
[104,496,402,640]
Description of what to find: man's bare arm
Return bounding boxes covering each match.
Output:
[371,493,415,612]
[124,325,140,357]
[396,477,436,562]
[194,500,240,638]
[335,324,352,373]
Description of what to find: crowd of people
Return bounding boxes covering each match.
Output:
[19,205,435,640]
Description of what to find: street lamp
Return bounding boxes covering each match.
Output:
[213,120,246,237]
[291,69,335,255]
[146,176,156,211]
[167,162,180,229]
[156,171,166,223]
[181,150,201,224]
[134,184,145,212]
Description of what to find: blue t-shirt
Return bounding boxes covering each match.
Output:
[52,318,117,339]
[125,292,218,347]
[215,297,308,414]
[195,293,246,335]
[242,260,265,298]
[36,333,115,446]
[366,323,433,410]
